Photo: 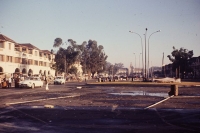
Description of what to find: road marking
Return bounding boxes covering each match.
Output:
[0,123,39,131]
[144,95,174,109]
[5,95,80,106]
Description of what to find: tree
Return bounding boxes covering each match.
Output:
[53,38,80,76]
[113,63,124,75]
[73,40,108,78]
[68,66,78,75]
[53,38,108,78]
[106,63,124,76]
[53,38,63,47]
[167,46,193,78]
[85,40,108,77]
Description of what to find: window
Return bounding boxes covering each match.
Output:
[9,43,11,50]
[35,51,38,56]
[0,55,4,61]
[39,61,43,66]
[6,56,12,62]
[39,52,43,57]
[28,49,32,54]
[15,57,20,63]
[22,58,28,64]
[0,42,4,48]
[15,47,20,51]
[28,59,33,65]
[27,59,30,64]
[22,48,27,53]
[34,60,38,65]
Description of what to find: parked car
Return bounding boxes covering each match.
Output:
[54,76,65,84]
[152,77,181,83]
[19,77,44,89]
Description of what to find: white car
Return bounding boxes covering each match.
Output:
[152,77,181,83]
[19,77,44,89]
[54,76,65,84]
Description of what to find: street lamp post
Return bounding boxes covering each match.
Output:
[144,28,148,81]
[85,56,86,83]
[133,53,136,75]
[129,31,144,77]
[130,28,160,81]
[147,30,161,79]
[139,53,141,75]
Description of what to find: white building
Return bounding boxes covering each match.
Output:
[116,68,128,77]
[0,34,55,77]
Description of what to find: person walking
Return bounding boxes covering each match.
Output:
[45,76,50,90]
[0,77,2,88]
[8,77,12,88]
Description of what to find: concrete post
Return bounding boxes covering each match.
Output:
[169,85,178,96]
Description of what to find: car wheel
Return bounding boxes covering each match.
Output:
[31,84,35,89]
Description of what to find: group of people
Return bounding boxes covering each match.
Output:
[0,77,13,88]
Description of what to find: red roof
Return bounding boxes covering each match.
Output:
[0,34,16,43]
[18,43,40,50]
[0,34,52,53]
[41,50,51,54]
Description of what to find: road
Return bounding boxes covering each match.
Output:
[0,81,200,133]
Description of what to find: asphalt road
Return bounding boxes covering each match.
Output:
[0,81,200,133]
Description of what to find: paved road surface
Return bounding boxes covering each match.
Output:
[0,81,199,133]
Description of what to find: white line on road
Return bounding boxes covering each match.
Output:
[5,95,80,106]
[144,95,174,109]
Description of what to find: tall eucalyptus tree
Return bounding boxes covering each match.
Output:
[53,38,80,76]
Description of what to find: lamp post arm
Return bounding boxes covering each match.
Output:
[147,30,161,79]
[129,31,144,77]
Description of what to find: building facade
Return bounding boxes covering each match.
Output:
[161,56,200,79]
[0,34,55,77]
[189,56,200,78]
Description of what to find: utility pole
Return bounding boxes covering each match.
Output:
[144,28,148,81]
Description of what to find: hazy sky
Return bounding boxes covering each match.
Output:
[0,0,199,68]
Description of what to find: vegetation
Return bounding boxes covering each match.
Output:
[107,63,124,76]
[52,38,80,76]
[53,38,108,78]
[167,46,193,78]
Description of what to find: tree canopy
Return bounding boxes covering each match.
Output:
[53,38,80,76]
[77,40,108,77]
[167,46,193,78]
[53,38,108,77]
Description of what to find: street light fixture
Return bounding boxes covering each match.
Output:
[129,31,144,77]
[147,30,161,79]
[129,28,160,81]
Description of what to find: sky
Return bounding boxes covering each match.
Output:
[0,0,200,68]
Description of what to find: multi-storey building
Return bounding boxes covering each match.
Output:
[0,34,55,77]
[189,56,200,78]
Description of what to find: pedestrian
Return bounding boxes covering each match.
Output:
[6,78,9,88]
[0,77,2,88]
[15,76,20,88]
[45,76,50,90]
[8,77,12,88]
